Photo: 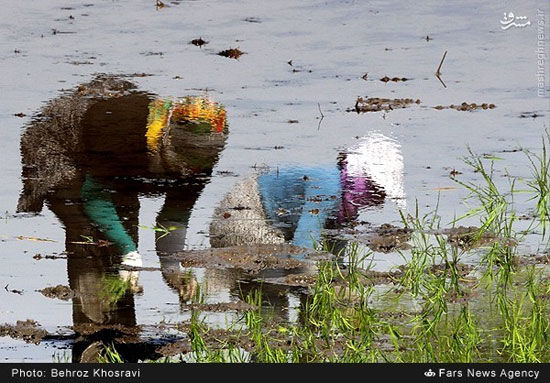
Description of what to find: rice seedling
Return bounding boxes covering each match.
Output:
[139,223,178,241]
[99,143,549,364]
[524,132,550,241]
[100,274,132,306]
[98,343,124,363]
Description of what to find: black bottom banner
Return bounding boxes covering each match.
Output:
[1,363,548,383]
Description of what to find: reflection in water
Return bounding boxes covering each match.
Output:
[17,74,406,361]
[17,75,227,361]
[205,131,406,323]
[343,133,406,210]
[211,131,406,252]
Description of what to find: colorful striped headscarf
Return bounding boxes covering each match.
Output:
[145,97,227,152]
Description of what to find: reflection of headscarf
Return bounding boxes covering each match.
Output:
[342,133,406,210]
[337,162,385,223]
[145,97,227,153]
[145,99,173,152]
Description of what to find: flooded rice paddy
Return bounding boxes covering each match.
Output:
[0,0,548,362]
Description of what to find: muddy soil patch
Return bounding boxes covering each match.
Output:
[72,323,141,339]
[352,97,420,113]
[37,284,75,300]
[218,48,245,59]
[0,319,48,344]
[367,224,412,253]
[444,226,498,249]
[513,253,550,266]
[171,244,328,274]
[434,102,496,111]
[182,301,254,312]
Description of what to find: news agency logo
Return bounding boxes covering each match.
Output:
[500,12,531,30]
[424,369,436,378]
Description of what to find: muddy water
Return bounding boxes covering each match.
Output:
[0,0,548,361]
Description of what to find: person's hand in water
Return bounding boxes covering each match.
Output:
[119,251,143,293]
[121,250,142,268]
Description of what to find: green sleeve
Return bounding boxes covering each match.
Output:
[81,175,137,254]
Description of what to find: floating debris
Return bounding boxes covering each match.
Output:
[380,76,408,82]
[4,284,23,295]
[37,285,75,300]
[16,235,57,242]
[353,97,420,113]
[129,72,154,78]
[434,102,496,111]
[243,17,261,23]
[519,112,542,118]
[190,37,208,47]
[218,48,245,59]
[32,253,67,260]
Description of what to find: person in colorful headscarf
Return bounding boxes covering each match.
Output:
[210,132,405,253]
[17,76,228,352]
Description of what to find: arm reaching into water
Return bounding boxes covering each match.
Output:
[81,174,141,266]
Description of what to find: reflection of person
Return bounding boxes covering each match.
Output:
[17,75,228,361]
[257,167,341,248]
[211,132,405,250]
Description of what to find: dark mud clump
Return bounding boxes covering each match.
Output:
[380,76,408,82]
[190,38,208,47]
[367,224,412,253]
[353,97,420,113]
[434,102,496,111]
[430,263,474,279]
[37,284,75,300]
[0,320,48,344]
[444,226,497,249]
[218,48,245,59]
